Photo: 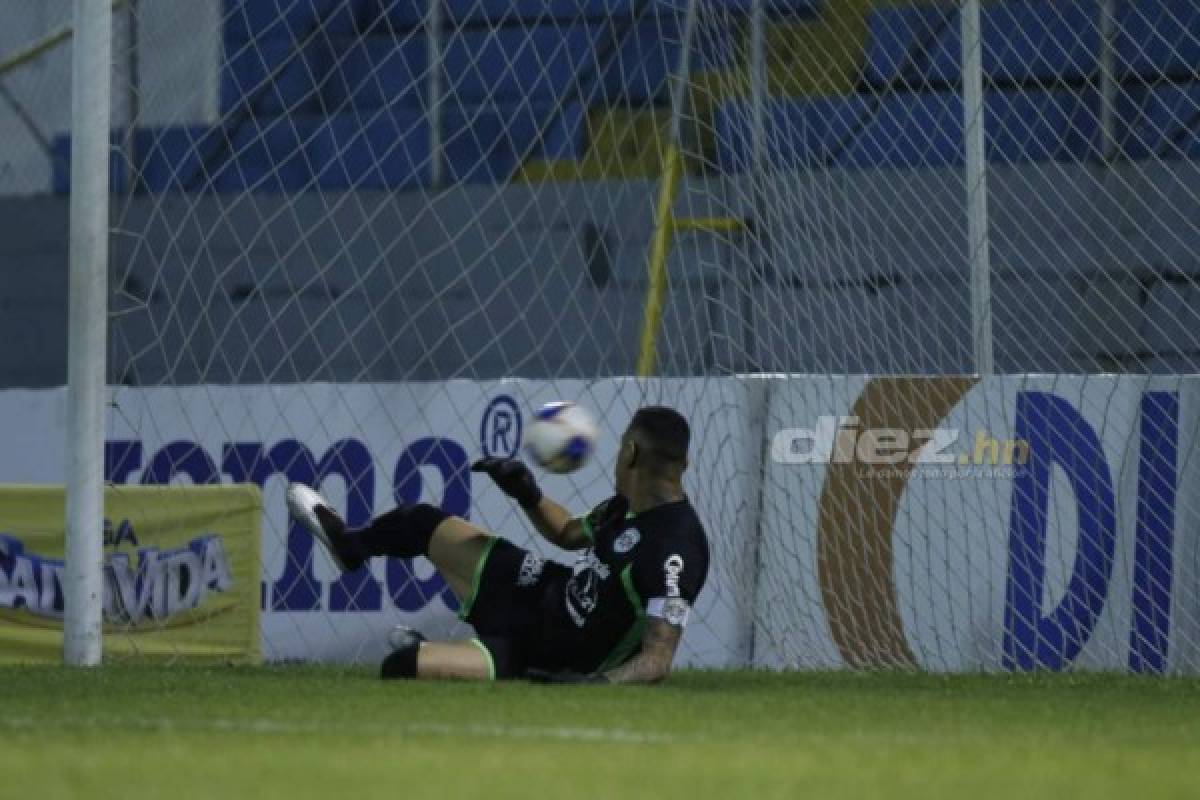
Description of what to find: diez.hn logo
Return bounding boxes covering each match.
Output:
[771,416,1029,475]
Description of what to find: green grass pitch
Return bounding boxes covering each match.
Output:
[3,666,1200,799]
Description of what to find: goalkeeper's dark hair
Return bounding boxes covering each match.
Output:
[629,406,690,468]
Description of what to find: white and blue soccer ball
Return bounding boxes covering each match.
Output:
[525,401,598,474]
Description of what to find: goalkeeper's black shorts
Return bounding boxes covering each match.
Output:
[457,537,568,680]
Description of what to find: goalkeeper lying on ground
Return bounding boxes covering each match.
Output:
[286,406,709,684]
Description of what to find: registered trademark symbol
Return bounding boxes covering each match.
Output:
[480,395,522,458]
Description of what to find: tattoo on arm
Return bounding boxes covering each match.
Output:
[604,617,681,684]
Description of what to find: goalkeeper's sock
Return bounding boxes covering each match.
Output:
[311,506,368,571]
[352,503,450,559]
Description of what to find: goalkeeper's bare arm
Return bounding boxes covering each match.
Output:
[286,406,709,684]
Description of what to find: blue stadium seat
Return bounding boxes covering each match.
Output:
[865,0,1200,86]
[211,115,325,191]
[839,92,965,169]
[703,0,820,16]
[50,132,131,194]
[137,127,232,192]
[224,0,360,43]
[443,0,640,25]
[59,105,577,194]
[321,22,697,109]
[364,11,724,106]
[362,0,815,29]
[692,15,740,72]
[599,18,682,102]
[715,95,872,172]
[315,108,429,189]
[984,88,1101,164]
[1119,83,1200,160]
[975,1,1102,83]
[864,1,1102,87]
[441,101,586,183]
[716,89,1100,172]
[323,36,427,111]
[322,101,585,189]
[222,36,331,115]
[596,13,734,92]
[862,4,952,87]
[442,25,603,103]
[367,0,637,29]
[53,128,230,194]
[363,0,424,29]
[206,0,813,192]
[1117,0,1200,80]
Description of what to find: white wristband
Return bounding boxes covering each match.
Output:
[647,596,691,627]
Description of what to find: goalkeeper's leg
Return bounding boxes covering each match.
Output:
[286,484,510,680]
[381,627,498,681]
[285,483,490,602]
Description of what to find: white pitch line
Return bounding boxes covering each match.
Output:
[0,714,679,744]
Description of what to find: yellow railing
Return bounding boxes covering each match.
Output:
[635,144,745,377]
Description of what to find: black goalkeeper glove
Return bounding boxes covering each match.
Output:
[470,457,543,510]
[526,668,610,685]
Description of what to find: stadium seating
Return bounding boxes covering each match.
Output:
[714,95,872,173]
[138,126,234,193]
[715,88,1101,172]
[863,0,1199,87]
[313,110,430,190]
[181,0,799,192]
[715,0,1198,173]
[1120,83,1200,159]
[1117,0,1200,80]
[150,103,582,192]
[223,0,360,44]
[862,1,1103,87]
[58,0,809,193]
[318,37,425,113]
[436,101,588,184]
[221,36,335,116]
[210,2,706,189]
[212,115,326,192]
[54,0,1200,192]
[364,0,821,27]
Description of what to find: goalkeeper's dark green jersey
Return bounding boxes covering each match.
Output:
[538,495,710,673]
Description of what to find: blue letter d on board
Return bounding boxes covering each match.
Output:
[1128,392,1178,673]
[1003,392,1117,671]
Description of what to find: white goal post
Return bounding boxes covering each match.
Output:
[64,0,112,667]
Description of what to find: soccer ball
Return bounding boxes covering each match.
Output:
[525,401,598,474]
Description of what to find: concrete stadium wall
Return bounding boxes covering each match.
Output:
[2,161,1199,388]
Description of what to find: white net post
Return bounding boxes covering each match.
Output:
[961,0,992,375]
[424,0,444,189]
[63,0,112,667]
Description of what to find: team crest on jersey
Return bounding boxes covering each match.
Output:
[565,552,610,627]
[612,528,641,554]
[517,553,545,588]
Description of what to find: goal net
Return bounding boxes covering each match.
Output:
[58,0,1200,670]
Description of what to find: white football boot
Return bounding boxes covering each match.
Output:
[285,483,363,572]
